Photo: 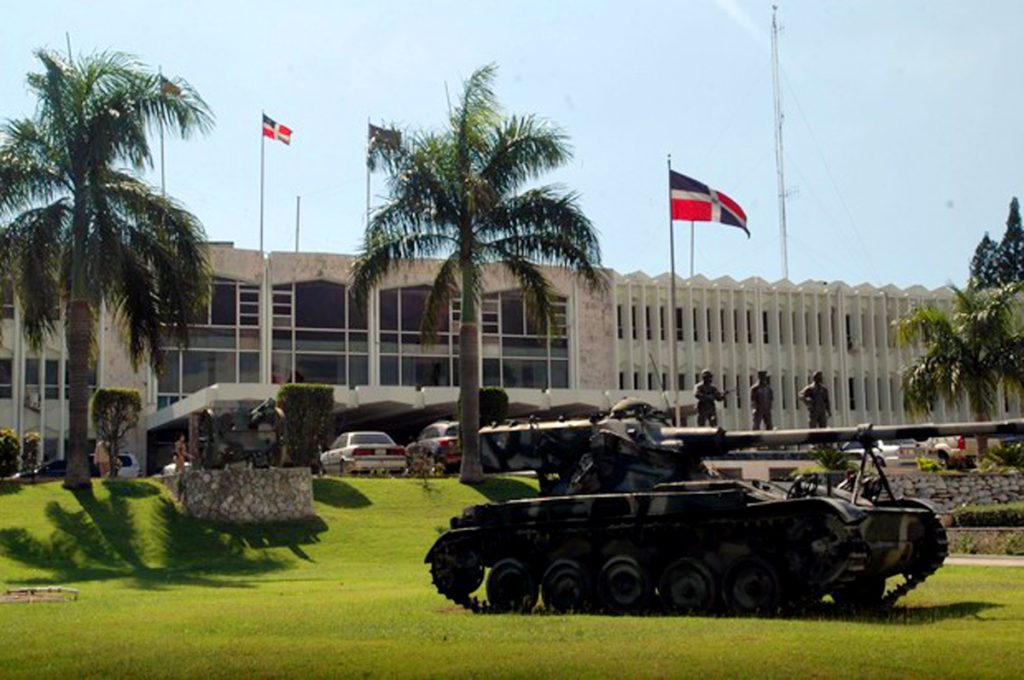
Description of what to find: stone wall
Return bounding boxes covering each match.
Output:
[890,472,1024,512]
[167,467,315,523]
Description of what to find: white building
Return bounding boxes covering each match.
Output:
[1,243,1014,472]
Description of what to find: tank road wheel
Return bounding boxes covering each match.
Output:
[723,557,782,615]
[430,542,484,600]
[542,559,592,613]
[486,558,538,613]
[597,555,652,614]
[659,558,717,615]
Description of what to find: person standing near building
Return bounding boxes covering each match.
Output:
[93,440,110,477]
[800,371,831,428]
[750,371,774,430]
[174,432,189,474]
[694,369,727,427]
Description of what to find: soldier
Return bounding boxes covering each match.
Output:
[750,371,773,430]
[693,369,726,427]
[800,370,832,428]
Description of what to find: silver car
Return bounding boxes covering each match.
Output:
[320,431,407,475]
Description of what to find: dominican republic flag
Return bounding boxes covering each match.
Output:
[262,114,292,145]
[670,170,748,237]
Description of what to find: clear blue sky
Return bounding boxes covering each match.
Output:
[3,0,1022,289]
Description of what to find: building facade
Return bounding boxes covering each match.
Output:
[2,243,1016,471]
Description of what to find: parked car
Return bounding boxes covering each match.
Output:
[14,458,101,480]
[320,431,407,475]
[160,461,191,476]
[840,439,901,466]
[406,421,461,471]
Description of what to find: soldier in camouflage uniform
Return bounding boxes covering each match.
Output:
[800,371,831,428]
[693,369,726,427]
[750,371,773,430]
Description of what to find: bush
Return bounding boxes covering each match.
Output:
[21,432,40,473]
[952,502,1024,527]
[278,384,334,469]
[0,428,19,477]
[982,442,1024,472]
[91,388,142,478]
[479,387,509,427]
[917,457,943,472]
[946,452,974,471]
[811,447,853,472]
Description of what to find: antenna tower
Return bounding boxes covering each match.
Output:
[771,5,789,280]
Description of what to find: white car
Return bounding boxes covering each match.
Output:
[841,439,901,465]
[320,431,407,475]
[89,453,141,478]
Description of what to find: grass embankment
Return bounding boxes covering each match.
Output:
[1,477,1024,679]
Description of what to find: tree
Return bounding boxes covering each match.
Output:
[0,50,213,489]
[277,384,334,470]
[997,197,1024,284]
[969,233,1000,288]
[0,428,19,478]
[91,388,142,478]
[352,64,604,484]
[896,283,1024,449]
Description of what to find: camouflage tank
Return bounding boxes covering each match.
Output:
[426,399,1024,615]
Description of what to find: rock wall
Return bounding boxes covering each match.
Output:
[890,472,1024,512]
[167,467,315,522]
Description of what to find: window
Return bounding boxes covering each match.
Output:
[762,310,769,344]
[659,307,665,341]
[692,308,698,341]
[720,309,727,342]
[848,377,857,410]
[706,308,712,342]
[45,360,59,399]
[0,358,11,398]
[645,306,651,340]
[647,373,654,390]
[633,372,640,389]
[676,308,684,341]
[618,372,625,389]
[845,314,853,350]
[616,305,623,339]
[631,306,637,339]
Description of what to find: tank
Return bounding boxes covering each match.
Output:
[426,399,1024,615]
[194,397,285,469]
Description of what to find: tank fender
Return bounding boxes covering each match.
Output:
[760,496,868,524]
[881,497,943,514]
[424,527,478,564]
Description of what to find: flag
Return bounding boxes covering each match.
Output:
[159,76,182,97]
[670,170,749,237]
[368,123,401,149]
[263,114,292,145]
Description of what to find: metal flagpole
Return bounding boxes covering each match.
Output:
[365,117,371,228]
[689,221,695,277]
[668,155,681,426]
[159,67,166,197]
[295,195,301,253]
[259,111,266,253]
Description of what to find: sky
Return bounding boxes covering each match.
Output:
[2,0,1022,290]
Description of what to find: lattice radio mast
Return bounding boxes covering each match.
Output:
[771,5,789,280]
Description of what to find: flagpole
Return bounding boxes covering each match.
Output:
[689,221,695,277]
[158,67,166,197]
[295,195,301,253]
[259,111,266,254]
[668,155,681,426]
[365,117,371,229]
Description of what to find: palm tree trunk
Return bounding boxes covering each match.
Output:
[458,272,484,485]
[64,298,93,489]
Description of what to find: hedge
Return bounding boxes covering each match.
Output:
[479,387,509,427]
[278,383,334,468]
[952,502,1024,528]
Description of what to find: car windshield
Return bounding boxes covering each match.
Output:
[443,425,460,437]
[349,433,394,445]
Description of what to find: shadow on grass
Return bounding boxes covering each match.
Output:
[102,479,162,498]
[471,476,538,503]
[0,481,23,496]
[313,478,372,509]
[791,600,1003,624]
[0,486,328,589]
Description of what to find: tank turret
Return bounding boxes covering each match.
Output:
[427,400,1024,615]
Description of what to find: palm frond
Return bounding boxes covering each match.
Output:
[419,252,461,344]
[481,115,571,196]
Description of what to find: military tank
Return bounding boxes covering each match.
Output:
[426,399,1024,615]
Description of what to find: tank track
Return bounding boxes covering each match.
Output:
[880,513,948,606]
[429,508,882,615]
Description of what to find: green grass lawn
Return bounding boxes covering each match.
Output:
[2,477,1023,679]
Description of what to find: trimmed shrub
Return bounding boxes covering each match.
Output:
[91,388,142,478]
[917,457,942,472]
[0,428,19,477]
[946,452,974,471]
[952,502,1024,527]
[278,383,334,469]
[22,432,40,473]
[479,387,509,427]
[811,447,853,472]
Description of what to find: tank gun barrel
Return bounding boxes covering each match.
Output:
[662,419,1024,454]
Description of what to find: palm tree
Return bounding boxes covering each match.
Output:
[352,64,604,484]
[896,282,1024,448]
[0,50,214,489]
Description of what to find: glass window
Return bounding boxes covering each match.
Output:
[0,358,11,398]
[400,287,428,332]
[239,352,260,383]
[380,289,399,330]
[483,358,501,386]
[380,356,399,385]
[348,290,367,330]
[401,356,449,387]
[443,424,460,437]
[551,361,569,388]
[295,353,346,384]
[296,281,345,329]
[191,328,236,349]
[45,360,60,399]
[349,432,395,445]
[349,355,369,386]
[502,295,524,335]
[272,352,294,384]
[295,330,345,352]
[503,359,548,389]
[210,282,237,325]
[182,351,236,393]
